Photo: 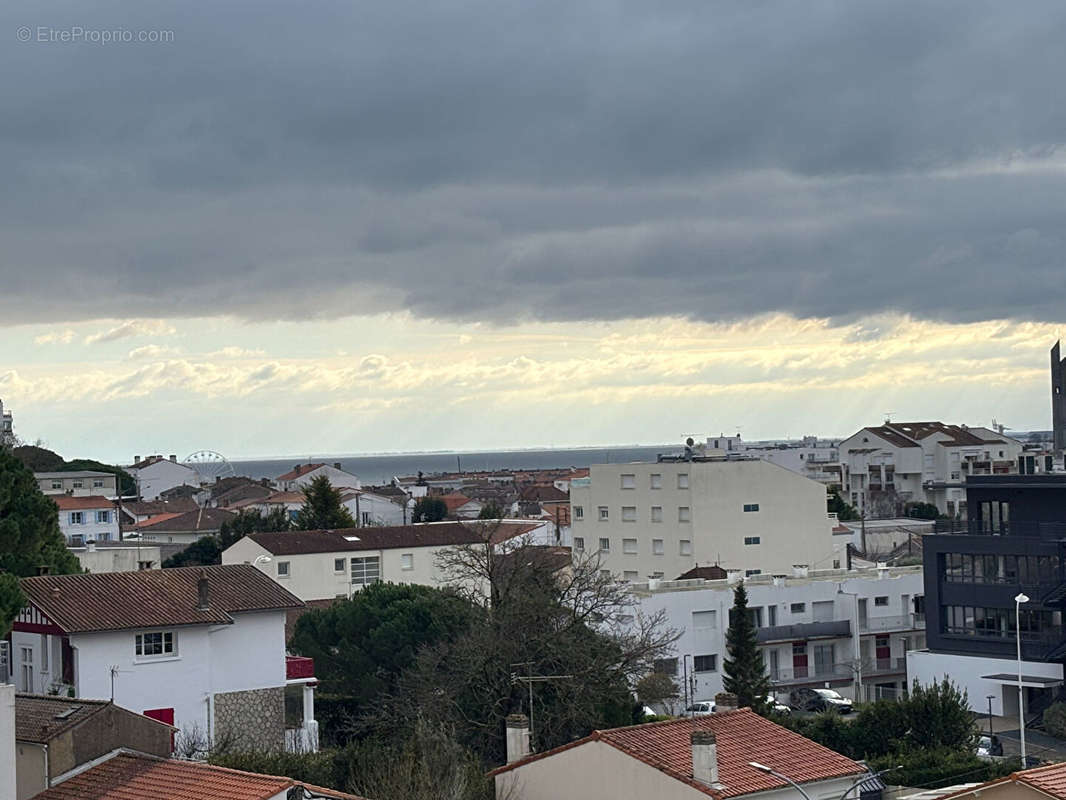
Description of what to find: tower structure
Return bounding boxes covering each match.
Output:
[1053,342,1066,452]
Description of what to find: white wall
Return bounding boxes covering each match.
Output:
[1,683,15,800]
[72,545,164,573]
[281,465,361,492]
[132,460,200,501]
[341,492,407,527]
[571,460,834,581]
[57,505,120,544]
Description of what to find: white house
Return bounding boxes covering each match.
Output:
[128,455,202,501]
[130,508,235,545]
[275,462,361,492]
[630,565,925,707]
[68,541,170,573]
[35,471,118,498]
[6,565,318,753]
[492,701,874,800]
[222,520,552,602]
[840,422,1024,518]
[569,457,840,582]
[339,489,408,527]
[53,496,120,545]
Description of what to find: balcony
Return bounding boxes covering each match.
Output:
[865,656,907,676]
[770,664,853,686]
[859,614,925,634]
[285,655,315,681]
[757,620,851,644]
[934,520,1066,538]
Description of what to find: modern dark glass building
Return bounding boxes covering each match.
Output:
[910,475,1066,716]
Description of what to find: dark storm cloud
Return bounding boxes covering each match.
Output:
[2,0,1065,325]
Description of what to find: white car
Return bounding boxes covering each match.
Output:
[682,701,716,716]
[764,696,791,715]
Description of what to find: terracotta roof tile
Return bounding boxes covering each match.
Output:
[1017,762,1066,798]
[247,521,538,555]
[54,496,116,511]
[20,564,303,634]
[32,751,364,800]
[440,493,472,512]
[15,694,111,743]
[134,508,235,532]
[492,709,865,798]
[276,463,326,481]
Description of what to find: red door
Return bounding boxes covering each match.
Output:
[875,636,891,671]
[792,641,808,678]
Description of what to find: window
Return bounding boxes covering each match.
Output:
[135,631,176,659]
[620,474,636,489]
[623,538,638,554]
[679,539,692,556]
[874,596,889,607]
[400,553,414,570]
[69,512,84,525]
[622,506,637,522]
[137,560,154,570]
[650,571,664,579]
[651,506,663,523]
[677,473,689,489]
[678,507,691,523]
[623,570,639,582]
[96,510,110,524]
[744,536,761,545]
[598,506,609,521]
[51,481,62,490]
[743,503,760,513]
[574,506,584,520]
[72,481,83,489]
[598,537,610,552]
[745,569,762,576]
[93,479,104,488]
[790,602,806,614]
[652,539,664,555]
[693,654,717,673]
[351,556,381,586]
[693,610,717,628]
[334,558,346,572]
[277,561,290,577]
[574,536,585,551]
[650,473,662,489]
[361,512,371,526]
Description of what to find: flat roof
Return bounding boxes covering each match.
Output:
[34,471,115,479]
[981,673,1064,687]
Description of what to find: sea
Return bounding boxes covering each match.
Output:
[230,444,675,486]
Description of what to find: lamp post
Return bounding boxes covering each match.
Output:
[1015,592,1030,765]
[986,695,995,739]
[750,763,900,800]
[837,586,862,702]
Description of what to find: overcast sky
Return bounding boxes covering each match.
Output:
[3,1,1065,462]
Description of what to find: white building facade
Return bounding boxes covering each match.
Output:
[128,456,202,501]
[36,471,118,498]
[53,496,120,544]
[275,463,361,492]
[570,457,840,582]
[631,565,926,707]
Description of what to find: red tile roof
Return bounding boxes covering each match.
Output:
[940,762,1066,800]
[31,751,364,800]
[440,493,472,512]
[276,463,326,481]
[16,694,112,743]
[134,508,235,532]
[491,708,865,798]
[54,495,115,511]
[247,521,539,556]
[20,564,304,634]
[518,485,569,502]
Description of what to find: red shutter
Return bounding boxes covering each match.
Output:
[143,707,175,726]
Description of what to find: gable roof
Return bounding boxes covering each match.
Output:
[518,484,569,502]
[16,694,113,743]
[31,751,363,800]
[54,496,115,511]
[276,463,326,481]
[862,426,920,448]
[440,493,473,512]
[134,508,235,532]
[245,521,539,556]
[20,564,303,634]
[940,761,1066,800]
[491,708,864,798]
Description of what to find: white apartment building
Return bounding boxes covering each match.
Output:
[53,496,120,545]
[128,455,201,501]
[569,457,841,581]
[631,565,925,707]
[1,397,14,447]
[222,520,552,601]
[68,541,169,573]
[738,436,844,489]
[35,471,117,498]
[340,489,408,526]
[275,462,361,492]
[8,565,318,753]
[840,422,1024,518]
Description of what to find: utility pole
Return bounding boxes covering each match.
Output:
[510,662,572,753]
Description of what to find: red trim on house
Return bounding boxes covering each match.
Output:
[12,621,66,636]
[286,655,315,680]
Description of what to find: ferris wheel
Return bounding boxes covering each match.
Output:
[183,450,236,485]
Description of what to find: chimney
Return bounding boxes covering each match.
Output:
[197,569,210,611]
[134,455,141,464]
[726,569,743,584]
[37,565,51,576]
[792,564,809,578]
[86,540,96,552]
[334,462,342,470]
[691,730,719,787]
[714,692,738,712]
[0,684,16,800]
[505,713,531,764]
[169,454,177,462]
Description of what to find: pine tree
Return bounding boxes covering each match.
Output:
[296,476,356,530]
[722,581,771,712]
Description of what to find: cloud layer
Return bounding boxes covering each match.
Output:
[1,1,1065,328]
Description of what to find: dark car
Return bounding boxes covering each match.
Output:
[789,687,853,713]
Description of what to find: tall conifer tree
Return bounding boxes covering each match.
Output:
[722,581,771,711]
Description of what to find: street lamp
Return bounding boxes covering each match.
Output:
[986,695,995,739]
[837,586,862,701]
[750,762,813,800]
[1015,592,1030,765]
[750,763,901,800]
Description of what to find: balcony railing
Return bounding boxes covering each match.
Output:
[865,656,907,676]
[285,655,315,681]
[934,520,1066,539]
[757,620,851,643]
[859,614,925,633]
[770,664,853,685]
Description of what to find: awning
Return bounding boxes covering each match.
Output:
[981,673,1063,688]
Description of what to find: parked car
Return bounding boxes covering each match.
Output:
[976,734,1004,760]
[789,687,853,713]
[764,695,791,715]
[681,701,716,716]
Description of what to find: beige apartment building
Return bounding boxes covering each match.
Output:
[569,457,839,580]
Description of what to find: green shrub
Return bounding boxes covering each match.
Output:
[209,749,345,790]
[868,748,1018,789]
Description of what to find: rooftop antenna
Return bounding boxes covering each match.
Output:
[511,662,572,752]
[883,412,896,424]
